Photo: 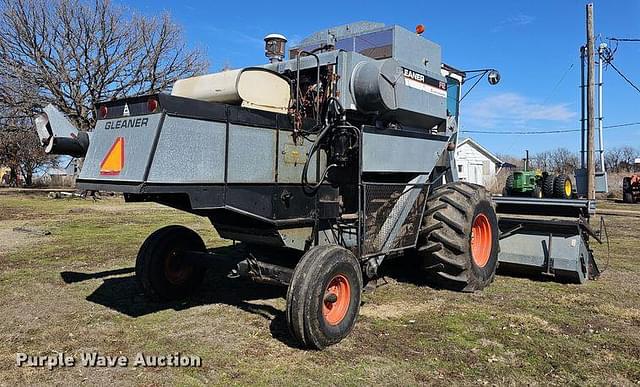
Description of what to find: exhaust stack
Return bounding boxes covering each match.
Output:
[35,104,89,158]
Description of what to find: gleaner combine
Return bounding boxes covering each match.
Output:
[35,22,604,349]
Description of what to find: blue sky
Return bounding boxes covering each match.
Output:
[128,0,640,156]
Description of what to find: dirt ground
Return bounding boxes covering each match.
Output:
[0,190,639,385]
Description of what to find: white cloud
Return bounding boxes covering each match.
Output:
[200,26,264,48]
[506,14,535,26]
[463,92,576,129]
[492,13,536,32]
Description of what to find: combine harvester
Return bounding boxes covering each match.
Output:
[35,22,604,349]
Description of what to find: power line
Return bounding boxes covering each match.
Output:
[606,60,640,94]
[464,121,640,135]
[601,37,640,94]
[542,63,574,105]
[607,37,640,42]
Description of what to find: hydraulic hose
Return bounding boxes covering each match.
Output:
[301,123,332,190]
[300,97,357,193]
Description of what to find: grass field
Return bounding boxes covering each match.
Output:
[0,191,639,385]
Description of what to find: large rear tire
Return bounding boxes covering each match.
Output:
[286,245,362,349]
[554,174,573,199]
[503,174,514,196]
[542,173,555,198]
[623,177,631,192]
[623,192,635,204]
[623,177,634,203]
[417,182,499,292]
[135,225,207,301]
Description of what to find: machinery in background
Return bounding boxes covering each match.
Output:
[503,151,573,199]
[623,174,640,203]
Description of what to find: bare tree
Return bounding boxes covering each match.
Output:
[531,151,551,171]
[0,0,209,130]
[0,113,56,186]
[604,146,638,173]
[547,148,578,174]
[604,147,624,173]
[620,146,637,172]
[0,0,208,185]
[495,153,524,169]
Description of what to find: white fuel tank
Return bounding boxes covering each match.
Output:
[171,68,291,114]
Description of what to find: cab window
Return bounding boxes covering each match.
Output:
[446,77,460,118]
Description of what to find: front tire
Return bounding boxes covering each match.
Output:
[417,182,499,292]
[135,225,207,301]
[286,245,362,349]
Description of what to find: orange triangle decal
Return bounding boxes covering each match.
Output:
[100,137,124,175]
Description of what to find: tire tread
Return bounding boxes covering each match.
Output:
[416,182,499,292]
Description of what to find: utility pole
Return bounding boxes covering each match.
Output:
[580,46,586,170]
[597,42,606,172]
[586,3,596,199]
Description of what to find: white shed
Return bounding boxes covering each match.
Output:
[455,138,503,186]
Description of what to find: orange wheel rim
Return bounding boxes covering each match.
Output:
[323,274,351,326]
[471,213,492,268]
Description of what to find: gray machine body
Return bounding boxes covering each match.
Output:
[75,22,454,254]
[43,21,601,284]
[82,114,322,185]
[265,22,448,130]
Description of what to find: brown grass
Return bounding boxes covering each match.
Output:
[0,190,638,385]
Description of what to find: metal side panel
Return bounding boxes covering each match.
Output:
[227,124,276,183]
[79,114,163,182]
[147,116,226,183]
[576,168,609,195]
[498,232,584,270]
[496,216,594,283]
[362,132,445,173]
[493,196,596,218]
[277,131,321,183]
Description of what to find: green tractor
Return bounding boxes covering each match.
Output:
[503,152,573,199]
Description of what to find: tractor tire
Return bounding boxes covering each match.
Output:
[623,177,631,193]
[531,186,543,199]
[542,173,555,198]
[503,174,514,196]
[286,245,362,349]
[417,182,500,292]
[623,192,635,204]
[554,174,573,199]
[135,225,207,301]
